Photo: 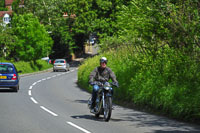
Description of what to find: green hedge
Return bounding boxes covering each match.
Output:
[0,59,52,74]
[78,46,200,122]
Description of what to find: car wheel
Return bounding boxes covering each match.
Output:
[13,85,19,92]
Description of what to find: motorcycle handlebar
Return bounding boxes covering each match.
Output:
[92,81,103,86]
[91,81,119,87]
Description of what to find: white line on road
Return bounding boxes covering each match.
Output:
[29,86,33,90]
[67,121,91,133]
[40,106,58,117]
[47,77,51,79]
[42,78,46,81]
[30,97,38,104]
[32,82,37,85]
[37,80,41,83]
[28,90,32,96]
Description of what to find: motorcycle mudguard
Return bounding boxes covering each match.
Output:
[106,93,112,97]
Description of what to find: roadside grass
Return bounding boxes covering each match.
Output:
[78,46,200,122]
[0,58,52,74]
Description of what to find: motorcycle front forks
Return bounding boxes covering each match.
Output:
[102,92,105,109]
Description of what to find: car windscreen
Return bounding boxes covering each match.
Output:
[55,60,65,63]
[0,64,14,73]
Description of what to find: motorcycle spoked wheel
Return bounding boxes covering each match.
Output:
[103,97,112,122]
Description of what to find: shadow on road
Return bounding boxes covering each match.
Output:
[71,114,111,122]
[153,131,200,133]
[0,88,15,93]
[114,109,200,132]
[72,98,200,132]
[74,99,88,104]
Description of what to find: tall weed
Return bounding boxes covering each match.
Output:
[78,46,200,121]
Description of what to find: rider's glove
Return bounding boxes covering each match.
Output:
[113,82,119,88]
[89,81,94,85]
[89,81,97,86]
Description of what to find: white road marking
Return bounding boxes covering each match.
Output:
[67,122,91,133]
[30,97,38,104]
[40,106,58,117]
[28,90,32,96]
[28,68,79,120]
[29,86,33,90]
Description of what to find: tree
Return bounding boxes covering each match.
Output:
[0,0,8,11]
[11,13,53,61]
[12,0,24,14]
[23,0,133,57]
[0,25,17,58]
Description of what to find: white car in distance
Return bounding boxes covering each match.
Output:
[53,59,70,72]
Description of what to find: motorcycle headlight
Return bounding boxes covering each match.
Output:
[104,82,111,90]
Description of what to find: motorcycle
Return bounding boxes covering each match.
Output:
[88,81,117,122]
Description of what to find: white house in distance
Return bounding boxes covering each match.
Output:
[0,11,12,26]
[3,13,11,24]
[0,0,24,26]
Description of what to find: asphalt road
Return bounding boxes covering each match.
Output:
[0,67,200,133]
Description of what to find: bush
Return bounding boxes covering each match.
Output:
[78,46,200,122]
[1,59,52,74]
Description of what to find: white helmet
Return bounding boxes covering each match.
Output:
[100,57,107,64]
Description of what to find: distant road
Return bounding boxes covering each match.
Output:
[92,44,99,55]
[0,67,200,133]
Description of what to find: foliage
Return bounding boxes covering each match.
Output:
[78,0,200,122]
[0,7,8,11]
[0,25,17,58]
[0,0,5,8]
[0,58,52,74]
[24,0,78,58]
[78,46,200,122]
[11,13,53,61]
[13,60,52,74]
[12,0,24,14]
[100,0,200,55]
[0,0,8,11]
[23,0,132,58]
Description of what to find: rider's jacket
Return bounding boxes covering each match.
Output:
[89,66,118,83]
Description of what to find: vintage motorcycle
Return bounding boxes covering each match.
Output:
[88,81,117,122]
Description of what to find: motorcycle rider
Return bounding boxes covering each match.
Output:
[89,57,119,112]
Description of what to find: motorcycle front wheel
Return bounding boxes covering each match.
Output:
[103,97,112,122]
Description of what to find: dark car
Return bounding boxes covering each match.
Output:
[0,62,21,92]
